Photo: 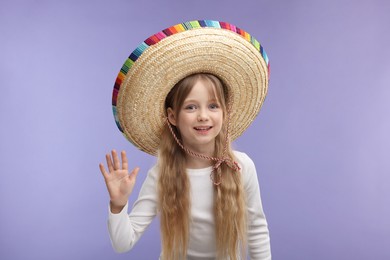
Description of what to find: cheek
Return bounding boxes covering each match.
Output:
[212,113,224,130]
[177,114,194,129]
[216,112,224,122]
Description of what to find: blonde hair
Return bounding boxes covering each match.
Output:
[158,74,247,259]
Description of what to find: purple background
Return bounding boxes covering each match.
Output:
[1,0,389,259]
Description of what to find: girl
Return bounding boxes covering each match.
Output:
[99,20,271,260]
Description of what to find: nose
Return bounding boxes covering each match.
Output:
[197,108,209,121]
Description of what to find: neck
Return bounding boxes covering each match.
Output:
[184,144,215,169]
[185,155,213,169]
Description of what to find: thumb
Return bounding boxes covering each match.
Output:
[129,167,140,180]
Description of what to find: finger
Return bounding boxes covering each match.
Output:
[106,153,114,172]
[121,150,128,171]
[129,167,140,180]
[99,163,109,179]
[112,150,120,170]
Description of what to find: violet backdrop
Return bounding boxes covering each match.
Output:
[1,0,389,259]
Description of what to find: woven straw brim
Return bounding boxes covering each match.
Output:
[115,26,268,155]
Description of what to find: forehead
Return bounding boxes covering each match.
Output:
[184,78,220,101]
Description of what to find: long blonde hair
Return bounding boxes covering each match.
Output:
[158,74,247,259]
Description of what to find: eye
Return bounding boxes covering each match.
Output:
[209,103,220,110]
[184,104,197,110]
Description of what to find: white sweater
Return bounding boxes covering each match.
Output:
[108,151,271,259]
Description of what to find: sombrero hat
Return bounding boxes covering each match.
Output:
[112,20,270,155]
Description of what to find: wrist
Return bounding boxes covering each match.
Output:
[110,200,127,214]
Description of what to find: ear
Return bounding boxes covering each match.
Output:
[167,107,177,126]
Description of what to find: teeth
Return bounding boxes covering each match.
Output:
[195,126,211,130]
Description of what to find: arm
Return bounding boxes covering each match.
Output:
[99,150,158,253]
[238,152,272,260]
[107,167,158,252]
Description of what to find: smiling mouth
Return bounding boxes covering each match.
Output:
[194,126,212,131]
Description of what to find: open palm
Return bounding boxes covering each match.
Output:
[99,150,140,209]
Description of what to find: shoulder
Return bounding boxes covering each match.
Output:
[139,164,159,190]
[233,150,256,170]
[233,150,259,188]
[147,164,159,178]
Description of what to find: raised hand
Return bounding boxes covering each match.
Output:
[99,150,140,213]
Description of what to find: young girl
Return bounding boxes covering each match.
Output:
[99,20,271,260]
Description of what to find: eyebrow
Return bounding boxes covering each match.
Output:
[183,98,219,104]
[183,99,197,104]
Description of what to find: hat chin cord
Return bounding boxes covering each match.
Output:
[165,105,240,185]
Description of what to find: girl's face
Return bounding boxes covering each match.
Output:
[168,79,223,154]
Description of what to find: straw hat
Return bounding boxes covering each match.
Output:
[112,20,270,155]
